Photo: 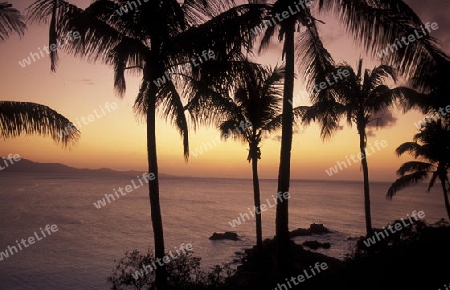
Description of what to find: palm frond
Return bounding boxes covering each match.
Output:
[365,65,397,90]
[180,61,258,129]
[166,3,269,63]
[107,38,146,96]
[258,14,278,53]
[133,76,190,160]
[427,171,439,192]
[396,161,433,176]
[303,97,346,140]
[157,81,190,161]
[0,101,80,147]
[325,0,448,87]
[185,86,231,128]
[408,57,450,110]
[393,86,430,113]
[218,118,248,143]
[297,17,335,98]
[263,105,309,133]
[386,171,429,199]
[133,80,150,121]
[395,141,424,158]
[27,0,136,70]
[413,119,450,163]
[261,113,282,133]
[364,85,396,113]
[258,64,285,109]
[0,2,26,41]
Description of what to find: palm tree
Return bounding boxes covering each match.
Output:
[304,59,416,236]
[250,0,447,271]
[251,1,333,272]
[27,1,264,288]
[0,4,78,146]
[218,63,305,255]
[0,1,26,41]
[0,101,80,146]
[406,57,450,127]
[196,61,307,265]
[387,119,450,220]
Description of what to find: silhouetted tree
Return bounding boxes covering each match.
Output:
[216,63,306,255]
[304,59,419,236]
[251,0,447,272]
[27,1,264,288]
[387,118,450,220]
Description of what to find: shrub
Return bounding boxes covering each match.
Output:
[107,249,235,290]
[341,219,450,290]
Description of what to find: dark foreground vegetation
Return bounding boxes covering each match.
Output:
[109,219,450,290]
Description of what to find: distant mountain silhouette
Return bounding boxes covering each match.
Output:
[0,158,175,178]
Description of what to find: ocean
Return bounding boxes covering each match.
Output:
[0,173,446,289]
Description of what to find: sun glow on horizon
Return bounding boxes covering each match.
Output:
[1,0,449,183]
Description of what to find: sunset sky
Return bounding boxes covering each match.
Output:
[1,0,449,181]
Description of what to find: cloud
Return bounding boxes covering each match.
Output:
[272,128,306,141]
[367,110,398,128]
[272,135,282,142]
[365,110,397,137]
[80,78,94,85]
[366,130,376,137]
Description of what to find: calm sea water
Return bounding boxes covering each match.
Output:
[0,173,446,289]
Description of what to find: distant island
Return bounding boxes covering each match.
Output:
[0,158,175,178]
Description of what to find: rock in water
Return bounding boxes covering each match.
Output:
[309,223,331,234]
[302,240,331,249]
[209,231,239,241]
[290,223,331,238]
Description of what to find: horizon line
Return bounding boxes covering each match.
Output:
[2,157,404,183]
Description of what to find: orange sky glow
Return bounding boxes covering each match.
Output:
[1,0,449,181]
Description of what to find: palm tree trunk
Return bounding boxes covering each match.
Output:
[251,149,263,254]
[147,88,168,290]
[276,21,295,274]
[358,130,373,236]
[439,175,450,220]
